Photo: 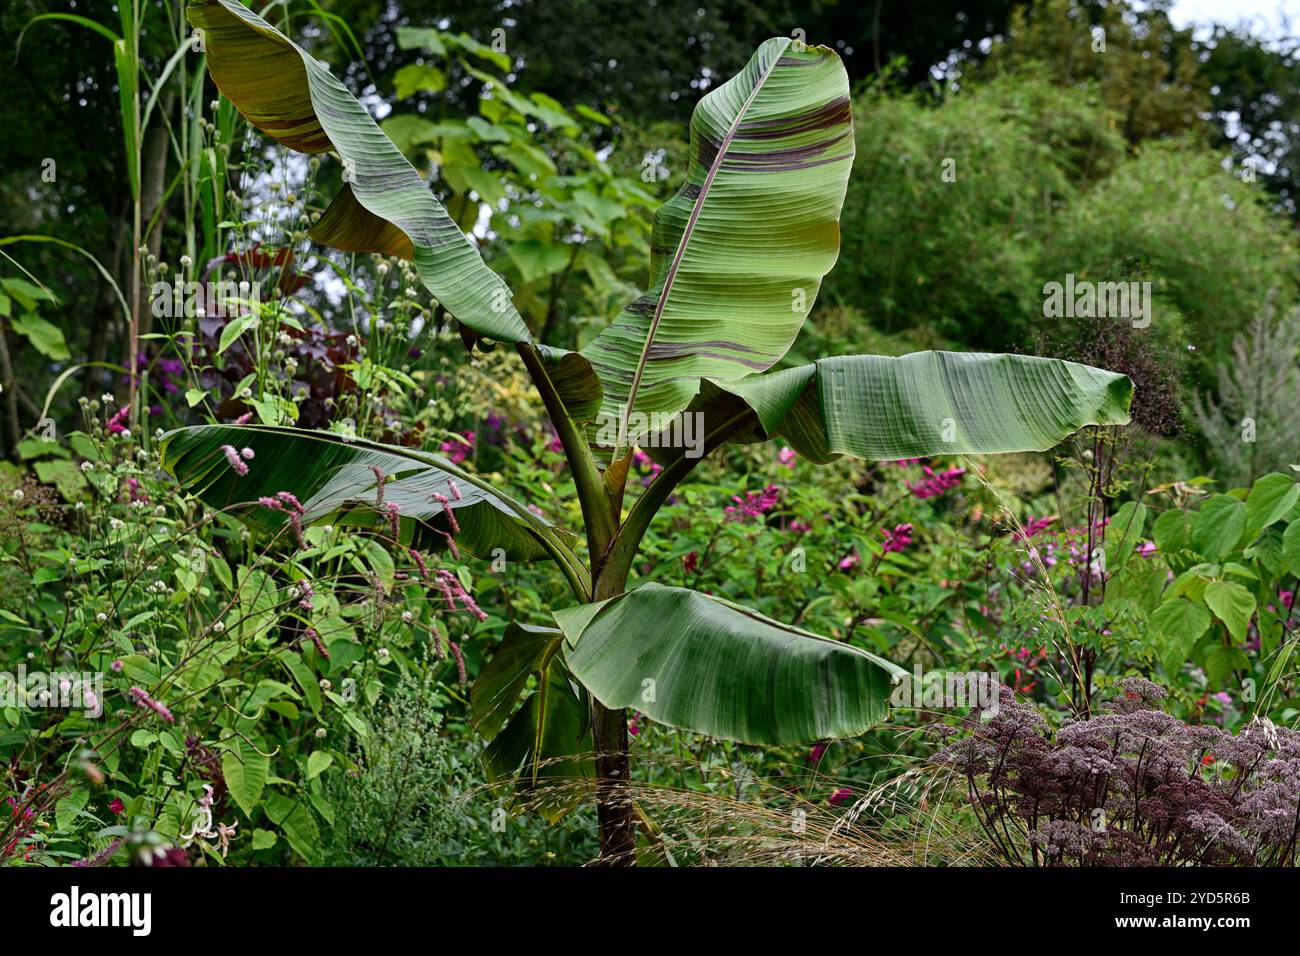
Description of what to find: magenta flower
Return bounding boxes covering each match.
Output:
[108,798,125,816]
[828,787,853,806]
[839,552,860,570]
[106,405,130,435]
[881,523,914,553]
[808,741,828,764]
[1012,515,1057,541]
[907,465,965,499]
[1136,540,1158,558]
[440,430,475,464]
[725,484,782,522]
[777,446,797,468]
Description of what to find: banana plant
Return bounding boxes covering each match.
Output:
[165,0,1134,864]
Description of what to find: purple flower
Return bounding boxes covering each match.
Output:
[908,466,965,499]
[881,523,914,553]
[725,484,782,522]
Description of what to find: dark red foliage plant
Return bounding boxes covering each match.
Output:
[930,679,1300,866]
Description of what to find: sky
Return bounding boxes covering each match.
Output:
[1166,0,1296,41]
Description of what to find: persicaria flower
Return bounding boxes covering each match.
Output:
[448,640,468,687]
[432,570,488,621]
[128,687,174,723]
[221,445,249,477]
[258,491,306,546]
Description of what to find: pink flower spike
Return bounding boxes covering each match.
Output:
[128,687,174,723]
[221,444,249,477]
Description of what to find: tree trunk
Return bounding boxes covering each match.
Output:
[591,699,635,864]
[589,552,636,864]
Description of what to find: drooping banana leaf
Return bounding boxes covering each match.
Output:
[554,583,906,745]
[483,660,593,823]
[644,351,1134,466]
[161,425,586,582]
[187,0,530,343]
[580,36,854,451]
[471,623,563,740]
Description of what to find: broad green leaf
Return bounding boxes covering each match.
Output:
[1201,644,1250,689]
[305,751,333,780]
[506,239,571,284]
[1285,520,1300,577]
[1244,526,1286,576]
[9,312,69,360]
[160,424,583,571]
[648,351,1132,465]
[483,666,592,823]
[263,792,320,864]
[1247,473,1300,533]
[1109,501,1148,569]
[580,37,855,448]
[1103,559,1163,612]
[393,63,445,98]
[221,737,270,816]
[470,623,562,740]
[1153,508,1192,557]
[394,26,447,57]
[1203,580,1257,643]
[187,0,529,343]
[1192,495,1247,562]
[554,583,906,745]
[217,312,258,354]
[1151,598,1212,652]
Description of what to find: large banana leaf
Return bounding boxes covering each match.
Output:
[187,0,530,343]
[646,351,1134,465]
[580,36,854,448]
[553,583,906,745]
[161,425,584,573]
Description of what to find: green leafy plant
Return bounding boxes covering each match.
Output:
[164,0,1132,863]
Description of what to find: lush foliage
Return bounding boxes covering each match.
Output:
[1,0,1297,868]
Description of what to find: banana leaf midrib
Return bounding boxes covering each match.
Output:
[618,37,792,445]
